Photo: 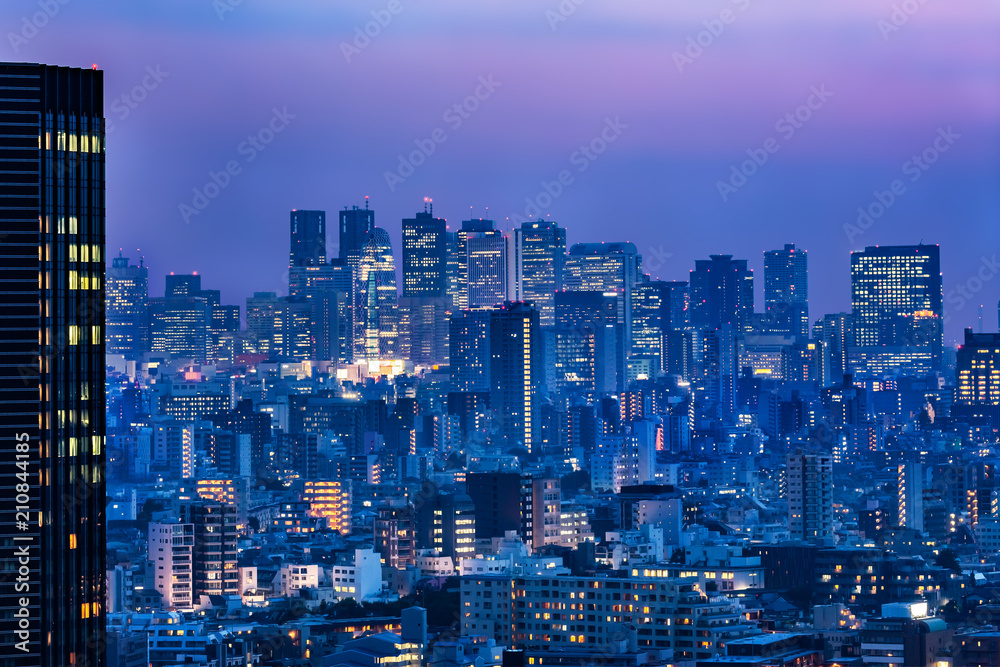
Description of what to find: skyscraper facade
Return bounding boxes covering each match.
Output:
[289,209,326,268]
[764,243,808,339]
[514,220,566,328]
[338,203,375,262]
[402,210,448,297]
[689,254,754,333]
[955,329,1000,429]
[564,242,641,356]
[356,227,398,360]
[786,451,834,543]
[466,227,508,309]
[850,244,943,370]
[553,291,622,395]
[450,219,496,310]
[449,310,492,392]
[106,252,149,359]
[0,62,106,667]
[490,302,541,452]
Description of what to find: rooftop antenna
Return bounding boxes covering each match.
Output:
[423,196,433,216]
[979,305,984,333]
[365,196,369,210]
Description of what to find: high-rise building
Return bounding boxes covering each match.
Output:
[289,209,326,268]
[764,243,809,339]
[449,310,492,392]
[553,291,622,395]
[465,472,522,540]
[0,63,106,666]
[955,328,1000,429]
[402,209,448,297]
[700,325,738,422]
[448,219,494,310]
[356,227,399,360]
[466,225,508,309]
[398,296,450,367]
[897,463,925,532]
[850,244,943,369]
[148,522,195,610]
[689,254,754,333]
[150,295,210,363]
[786,450,834,542]
[178,501,239,598]
[490,303,541,451]
[564,242,641,351]
[338,202,375,261]
[302,480,352,535]
[813,313,854,385]
[415,493,476,559]
[631,280,678,369]
[513,220,566,327]
[106,252,150,359]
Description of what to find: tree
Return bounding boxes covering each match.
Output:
[935,548,962,574]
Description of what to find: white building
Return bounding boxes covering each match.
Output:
[148,522,194,610]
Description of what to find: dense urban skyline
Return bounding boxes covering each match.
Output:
[5,0,998,345]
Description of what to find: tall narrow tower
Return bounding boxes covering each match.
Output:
[0,62,106,667]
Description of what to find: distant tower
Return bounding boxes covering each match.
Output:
[764,244,808,339]
[689,254,754,333]
[356,228,399,360]
[289,210,326,268]
[106,252,150,359]
[514,220,566,327]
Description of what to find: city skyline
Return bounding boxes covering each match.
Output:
[5,0,996,345]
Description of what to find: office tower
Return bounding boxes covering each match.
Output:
[466,226,508,308]
[164,272,201,297]
[565,242,641,351]
[955,329,1000,429]
[273,298,312,360]
[150,274,217,363]
[402,209,447,297]
[631,280,677,369]
[355,227,399,360]
[553,291,622,395]
[764,243,809,339]
[490,302,541,451]
[398,296,450,367]
[449,219,494,310]
[689,254,754,332]
[178,501,239,598]
[700,326,738,422]
[288,261,352,361]
[289,209,326,268]
[813,313,854,385]
[0,63,105,666]
[338,202,375,261]
[897,463,925,532]
[449,310,492,392]
[148,522,195,610]
[663,330,694,380]
[513,220,566,327]
[850,244,943,370]
[786,450,834,542]
[106,252,150,359]
[246,291,280,355]
[414,493,476,559]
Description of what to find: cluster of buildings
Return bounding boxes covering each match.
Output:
[4,61,1000,667]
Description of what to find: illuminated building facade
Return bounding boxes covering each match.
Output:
[763,243,809,339]
[513,220,566,327]
[850,244,943,370]
[402,209,447,297]
[356,227,398,360]
[450,310,492,392]
[0,62,106,666]
[302,480,352,535]
[106,252,149,359]
[466,227,508,309]
[786,450,833,542]
[565,242,641,351]
[955,328,1000,429]
[490,302,541,452]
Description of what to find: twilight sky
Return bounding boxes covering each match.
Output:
[6,0,999,346]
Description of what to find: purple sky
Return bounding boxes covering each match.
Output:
[6,0,1000,345]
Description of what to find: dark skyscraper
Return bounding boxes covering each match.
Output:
[106,252,149,359]
[0,62,105,667]
[554,291,622,394]
[289,209,326,268]
[689,254,754,333]
[402,209,447,297]
[514,220,566,328]
[490,302,541,451]
[338,202,375,261]
[764,243,809,339]
[850,244,943,370]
